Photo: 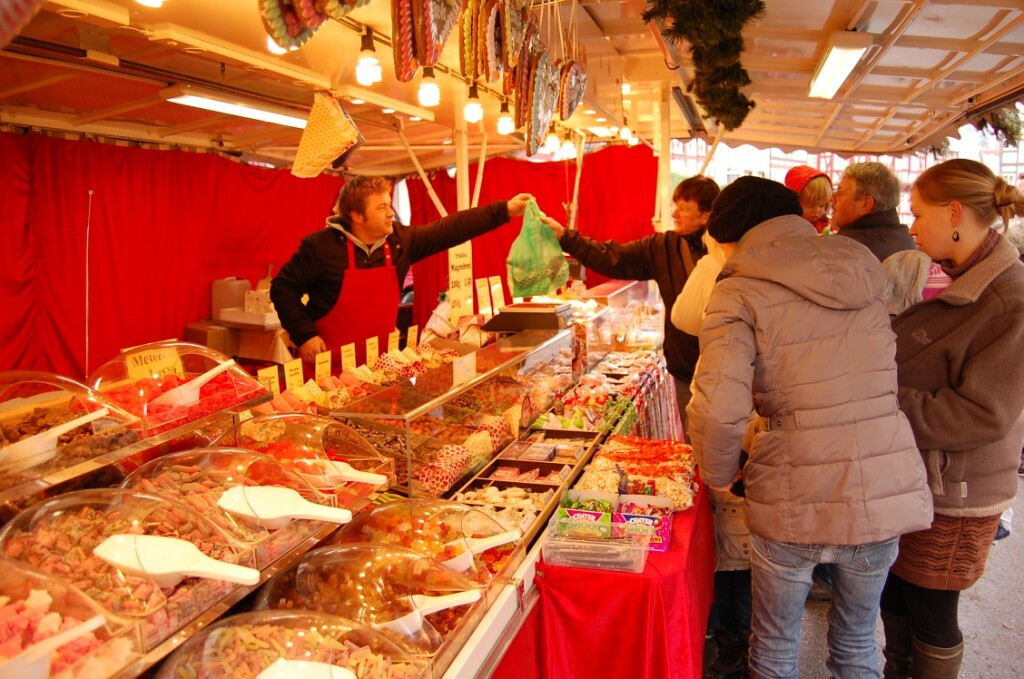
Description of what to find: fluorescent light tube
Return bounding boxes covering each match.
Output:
[161,86,307,128]
[809,31,873,100]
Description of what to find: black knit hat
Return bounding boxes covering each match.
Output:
[706,176,803,243]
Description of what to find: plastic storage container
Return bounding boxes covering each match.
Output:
[336,500,519,584]
[256,543,485,656]
[0,372,141,496]
[0,561,139,679]
[540,508,653,573]
[212,414,393,508]
[156,610,427,679]
[122,448,338,568]
[0,488,253,649]
[88,342,266,436]
[211,277,251,321]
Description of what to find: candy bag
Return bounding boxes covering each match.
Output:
[506,199,569,297]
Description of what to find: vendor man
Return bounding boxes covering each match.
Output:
[271,176,531,364]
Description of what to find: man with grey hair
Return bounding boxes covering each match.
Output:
[830,161,915,261]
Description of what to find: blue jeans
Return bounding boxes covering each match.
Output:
[748,533,899,679]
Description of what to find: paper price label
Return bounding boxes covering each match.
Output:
[387,330,400,353]
[238,409,253,423]
[257,366,280,397]
[489,276,507,310]
[448,242,474,324]
[366,336,379,367]
[341,343,357,373]
[283,358,304,392]
[452,352,477,386]
[315,351,332,382]
[475,278,493,316]
[124,348,185,380]
[407,325,419,348]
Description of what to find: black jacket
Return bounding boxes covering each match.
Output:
[271,201,510,347]
[837,208,916,262]
[559,229,704,382]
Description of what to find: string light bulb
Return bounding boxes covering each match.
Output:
[355,27,382,86]
[497,100,515,135]
[619,125,631,141]
[544,127,560,154]
[418,66,440,107]
[463,83,483,123]
[628,134,639,146]
[621,82,631,96]
[559,133,576,157]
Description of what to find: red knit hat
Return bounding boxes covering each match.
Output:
[784,165,830,195]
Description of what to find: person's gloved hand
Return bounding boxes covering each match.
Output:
[506,193,533,217]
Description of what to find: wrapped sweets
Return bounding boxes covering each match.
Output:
[0,491,246,647]
[157,611,425,679]
[416,445,471,495]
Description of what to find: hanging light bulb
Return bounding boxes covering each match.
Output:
[356,27,382,86]
[463,83,483,123]
[497,100,515,135]
[135,0,164,7]
[621,82,631,96]
[628,134,639,146]
[619,124,632,141]
[418,66,441,107]
[559,133,576,157]
[544,127,560,154]
[265,36,297,55]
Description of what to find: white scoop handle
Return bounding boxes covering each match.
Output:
[150,360,236,407]
[298,459,387,485]
[257,659,356,679]
[183,553,262,585]
[408,590,481,616]
[21,614,106,662]
[0,408,110,466]
[217,485,353,531]
[464,530,521,554]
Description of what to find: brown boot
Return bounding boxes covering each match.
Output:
[910,637,963,679]
[881,611,913,679]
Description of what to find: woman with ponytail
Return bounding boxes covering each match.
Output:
[881,159,1024,679]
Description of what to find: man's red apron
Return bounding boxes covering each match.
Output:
[315,238,399,367]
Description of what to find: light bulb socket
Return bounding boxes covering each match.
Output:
[422,66,436,80]
[468,82,479,101]
[360,27,375,53]
[499,100,510,114]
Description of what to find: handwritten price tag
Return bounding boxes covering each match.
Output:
[489,276,507,310]
[315,351,331,382]
[366,336,379,367]
[387,330,400,353]
[475,278,493,316]
[124,348,185,380]
[257,366,280,397]
[341,344,356,373]
[283,358,304,392]
[452,352,477,386]
[407,325,418,348]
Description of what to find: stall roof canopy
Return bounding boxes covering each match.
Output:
[3,0,1023,174]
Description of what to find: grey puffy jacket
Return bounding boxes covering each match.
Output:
[687,215,933,546]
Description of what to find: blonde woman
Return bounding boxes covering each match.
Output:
[880,159,1024,678]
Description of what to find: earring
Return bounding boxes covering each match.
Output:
[952,230,960,242]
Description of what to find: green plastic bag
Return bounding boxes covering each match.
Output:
[506,199,569,297]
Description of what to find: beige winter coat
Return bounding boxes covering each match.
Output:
[687,215,933,546]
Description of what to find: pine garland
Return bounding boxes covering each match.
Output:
[642,0,765,131]
[973,107,1021,148]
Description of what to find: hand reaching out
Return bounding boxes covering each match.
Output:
[506,193,533,218]
[299,336,328,363]
[539,215,566,239]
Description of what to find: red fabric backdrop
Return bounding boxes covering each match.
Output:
[0,131,343,378]
[407,145,658,328]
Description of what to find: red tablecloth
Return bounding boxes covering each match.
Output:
[492,486,714,679]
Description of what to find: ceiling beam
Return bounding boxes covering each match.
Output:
[73,95,164,125]
[231,126,302,148]
[0,72,79,99]
[853,108,898,151]
[158,114,232,137]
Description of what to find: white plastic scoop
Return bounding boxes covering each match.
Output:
[93,534,260,588]
[0,614,106,679]
[217,485,353,530]
[149,360,237,408]
[440,530,521,573]
[295,459,387,485]
[256,659,357,679]
[0,408,110,472]
[378,590,481,637]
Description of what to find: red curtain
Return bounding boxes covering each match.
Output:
[0,131,343,378]
[407,145,658,326]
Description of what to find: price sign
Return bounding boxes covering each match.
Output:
[124,347,185,380]
[257,366,280,397]
[283,358,304,392]
[366,336,379,367]
[387,330,401,353]
[452,352,477,386]
[314,351,332,382]
[448,242,474,323]
[475,278,493,316]
[407,325,419,348]
[341,343,357,372]
[489,276,507,310]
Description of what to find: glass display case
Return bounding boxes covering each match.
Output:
[87,341,267,436]
[335,330,575,496]
[0,488,252,651]
[210,414,393,509]
[155,610,427,679]
[121,448,342,569]
[335,499,519,585]
[256,543,485,657]
[0,372,142,519]
[0,560,139,679]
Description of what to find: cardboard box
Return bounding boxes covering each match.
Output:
[184,320,239,357]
